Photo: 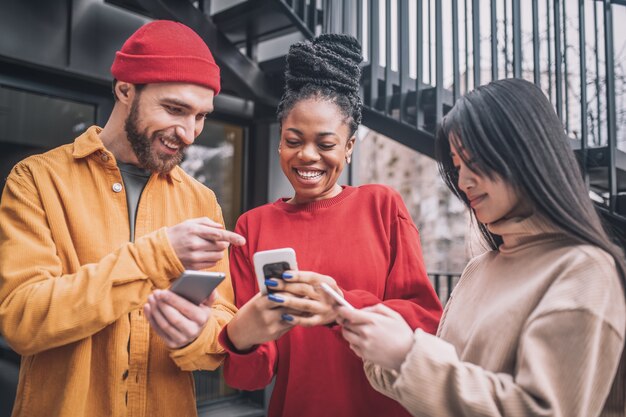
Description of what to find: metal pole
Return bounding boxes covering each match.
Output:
[428,0,432,84]
[562,0,570,132]
[554,0,563,119]
[384,0,393,114]
[491,0,498,81]
[593,2,602,145]
[415,0,424,128]
[472,0,481,86]
[532,0,540,85]
[578,0,588,176]
[357,0,363,44]
[547,0,553,102]
[453,0,460,100]
[400,0,410,122]
[435,0,443,122]
[504,0,509,78]
[512,0,522,77]
[603,0,617,211]
[369,0,380,110]
[465,0,470,90]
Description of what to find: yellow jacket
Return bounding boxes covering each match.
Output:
[0,126,236,417]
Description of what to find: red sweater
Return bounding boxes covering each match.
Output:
[219,185,442,417]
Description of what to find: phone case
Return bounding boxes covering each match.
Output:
[252,248,298,294]
[170,270,226,305]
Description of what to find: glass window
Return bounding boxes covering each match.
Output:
[180,119,244,231]
[179,119,245,405]
[0,85,95,148]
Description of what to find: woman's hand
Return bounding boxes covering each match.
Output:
[226,292,295,352]
[266,271,344,327]
[337,304,415,371]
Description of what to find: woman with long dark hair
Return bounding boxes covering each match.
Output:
[338,78,626,416]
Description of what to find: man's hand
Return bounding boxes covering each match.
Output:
[166,217,245,270]
[143,289,216,349]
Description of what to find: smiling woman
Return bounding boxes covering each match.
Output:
[278,98,354,204]
[217,34,442,417]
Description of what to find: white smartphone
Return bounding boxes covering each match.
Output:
[252,248,298,295]
[170,270,226,305]
[320,282,355,310]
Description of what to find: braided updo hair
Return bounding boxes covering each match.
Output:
[277,33,363,136]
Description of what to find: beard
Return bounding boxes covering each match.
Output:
[124,98,188,174]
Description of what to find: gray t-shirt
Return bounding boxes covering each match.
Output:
[117,162,151,242]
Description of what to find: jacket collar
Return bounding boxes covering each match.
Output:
[72,125,106,158]
[71,125,182,182]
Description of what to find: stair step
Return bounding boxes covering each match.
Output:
[212,0,318,46]
[596,205,626,248]
[618,194,626,217]
[573,146,626,193]
[105,0,154,18]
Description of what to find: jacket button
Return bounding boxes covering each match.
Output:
[112,183,123,193]
[100,153,109,162]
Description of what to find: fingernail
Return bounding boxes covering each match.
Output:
[268,294,284,303]
[281,314,294,322]
[282,272,293,279]
[265,279,278,287]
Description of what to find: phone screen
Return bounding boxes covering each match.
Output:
[262,262,290,293]
[262,262,290,279]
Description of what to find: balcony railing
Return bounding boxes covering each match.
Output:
[429,272,462,304]
[283,0,625,223]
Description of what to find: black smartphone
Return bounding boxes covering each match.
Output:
[170,270,226,305]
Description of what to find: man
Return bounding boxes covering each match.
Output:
[0,20,245,417]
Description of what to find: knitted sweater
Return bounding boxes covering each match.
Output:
[220,184,443,417]
[365,214,626,417]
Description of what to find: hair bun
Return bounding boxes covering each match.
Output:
[284,34,362,95]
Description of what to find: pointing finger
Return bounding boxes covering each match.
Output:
[195,226,246,246]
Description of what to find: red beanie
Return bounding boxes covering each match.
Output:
[111,20,220,95]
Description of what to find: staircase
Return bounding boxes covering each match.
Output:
[106,0,626,246]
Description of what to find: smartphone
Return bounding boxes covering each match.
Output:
[253,248,298,295]
[320,282,355,310]
[170,270,226,305]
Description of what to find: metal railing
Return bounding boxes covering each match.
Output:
[280,0,625,220]
[429,272,462,304]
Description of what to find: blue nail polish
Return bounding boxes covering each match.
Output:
[282,272,293,279]
[281,313,294,322]
[268,294,284,303]
[265,279,278,287]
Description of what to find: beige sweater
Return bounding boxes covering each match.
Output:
[365,215,626,417]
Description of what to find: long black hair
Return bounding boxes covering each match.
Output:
[277,33,363,136]
[435,78,626,292]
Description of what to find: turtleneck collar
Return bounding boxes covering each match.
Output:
[274,185,356,213]
[487,213,568,253]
